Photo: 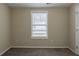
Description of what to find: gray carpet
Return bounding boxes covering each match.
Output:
[2,48,78,56]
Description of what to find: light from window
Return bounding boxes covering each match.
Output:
[31,12,48,39]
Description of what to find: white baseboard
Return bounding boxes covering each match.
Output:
[68,47,78,55]
[12,46,69,48]
[0,46,11,56]
[68,47,75,53]
[69,48,79,55]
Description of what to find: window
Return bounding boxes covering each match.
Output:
[31,11,48,39]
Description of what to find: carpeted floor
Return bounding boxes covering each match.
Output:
[2,48,78,56]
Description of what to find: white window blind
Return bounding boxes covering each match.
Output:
[31,12,48,39]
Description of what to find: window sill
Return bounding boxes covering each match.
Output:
[31,37,48,40]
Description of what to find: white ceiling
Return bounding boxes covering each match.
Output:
[7,3,72,8]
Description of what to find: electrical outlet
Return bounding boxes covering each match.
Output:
[76,46,78,49]
[76,29,78,31]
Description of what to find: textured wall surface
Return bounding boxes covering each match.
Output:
[11,7,69,47]
[0,4,10,54]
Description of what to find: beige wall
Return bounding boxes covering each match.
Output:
[69,4,79,54]
[0,4,10,54]
[69,4,76,51]
[11,7,69,47]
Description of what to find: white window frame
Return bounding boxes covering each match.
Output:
[31,11,48,39]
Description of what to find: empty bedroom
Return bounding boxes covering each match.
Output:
[0,3,79,56]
